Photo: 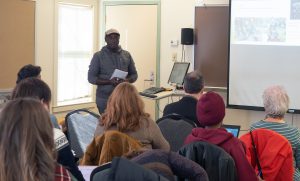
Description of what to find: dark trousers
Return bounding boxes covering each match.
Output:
[96,97,108,114]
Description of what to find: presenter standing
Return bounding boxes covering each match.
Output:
[88,28,138,114]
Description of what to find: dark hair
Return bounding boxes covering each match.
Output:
[16,64,41,84]
[183,71,204,94]
[11,77,51,105]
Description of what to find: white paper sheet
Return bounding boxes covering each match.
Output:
[110,69,128,80]
[78,166,97,181]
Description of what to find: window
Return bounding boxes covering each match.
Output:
[57,3,94,106]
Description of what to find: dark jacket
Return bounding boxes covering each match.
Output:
[55,128,85,181]
[131,149,208,181]
[185,128,257,181]
[92,157,168,181]
[88,46,138,100]
[163,96,201,127]
[178,141,237,181]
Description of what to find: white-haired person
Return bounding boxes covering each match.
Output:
[250,85,300,180]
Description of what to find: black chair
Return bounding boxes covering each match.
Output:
[90,162,112,181]
[65,109,100,158]
[157,114,197,152]
[178,141,237,181]
[90,157,168,181]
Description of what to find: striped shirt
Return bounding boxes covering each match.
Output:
[251,120,300,181]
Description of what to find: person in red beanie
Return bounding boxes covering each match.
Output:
[184,91,258,181]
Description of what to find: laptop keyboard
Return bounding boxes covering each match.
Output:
[139,92,158,98]
[142,87,165,94]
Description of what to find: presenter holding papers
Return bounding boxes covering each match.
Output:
[88,28,138,114]
[110,69,128,80]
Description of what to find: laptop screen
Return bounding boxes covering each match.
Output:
[223,124,241,137]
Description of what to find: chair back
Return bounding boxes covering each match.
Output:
[91,157,168,181]
[157,114,196,152]
[65,109,100,158]
[90,162,111,181]
[178,141,237,181]
[240,128,294,181]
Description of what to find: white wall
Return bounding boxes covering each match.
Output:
[160,0,195,87]
[35,0,55,95]
[35,0,300,134]
[35,0,97,117]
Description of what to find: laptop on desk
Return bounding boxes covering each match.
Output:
[222,124,241,137]
[142,87,165,94]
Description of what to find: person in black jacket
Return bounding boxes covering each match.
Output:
[163,71,204,127]
[11,78,85,181]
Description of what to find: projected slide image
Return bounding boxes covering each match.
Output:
[233,17,286,43]
[291,0,300,19]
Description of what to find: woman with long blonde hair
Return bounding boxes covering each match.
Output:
[95,82,169,150]
[0,98,71,181]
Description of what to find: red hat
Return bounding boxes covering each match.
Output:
[197,91,225,126]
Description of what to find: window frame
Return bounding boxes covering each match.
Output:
[53,0,98,107]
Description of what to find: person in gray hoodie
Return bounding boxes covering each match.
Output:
[88,28,138,114]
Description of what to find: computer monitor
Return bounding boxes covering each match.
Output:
[168,62,190,87]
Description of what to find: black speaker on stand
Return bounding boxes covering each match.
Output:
[181,28,194,45]
[180,28,194,62]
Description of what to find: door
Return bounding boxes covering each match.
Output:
[105,4,158,119]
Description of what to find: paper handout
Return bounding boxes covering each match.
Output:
[110,69,128,80]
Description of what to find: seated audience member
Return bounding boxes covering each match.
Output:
[15,64,60,128]
[163,71,204,127]
[16,64,41,84]
[11,78,84,181]
[240,128,294,181]
[0,98,72,181]
[184,92,258,181]
[94,82,170,151]
[127,149,209,181]
[250,85,300,180]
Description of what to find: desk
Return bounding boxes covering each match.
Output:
[141,90,185,120]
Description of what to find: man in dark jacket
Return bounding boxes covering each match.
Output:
[184,91,258,181]
[163,71,204,127]
[88,28,138,114]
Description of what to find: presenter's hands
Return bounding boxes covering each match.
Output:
[111,77,125,86]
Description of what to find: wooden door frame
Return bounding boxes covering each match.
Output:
[101,1,161,87]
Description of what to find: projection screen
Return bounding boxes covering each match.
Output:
[228,0,300,113]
